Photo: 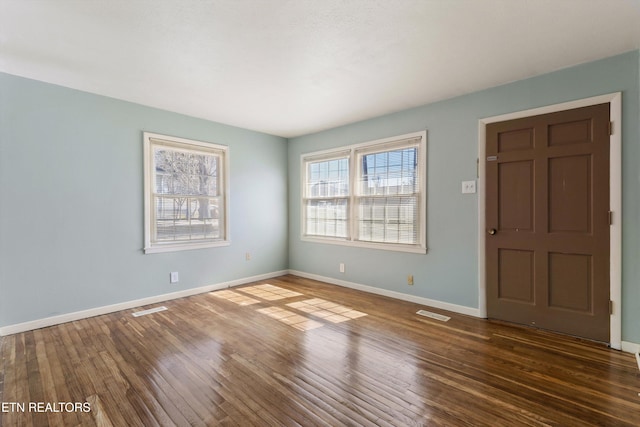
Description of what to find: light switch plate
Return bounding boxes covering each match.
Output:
[462,180,476,194]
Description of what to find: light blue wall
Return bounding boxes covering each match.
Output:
[0,73,289,327]
[2,51,639,343]
[288,50,640,343]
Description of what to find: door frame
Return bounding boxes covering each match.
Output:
[477,93,622,349]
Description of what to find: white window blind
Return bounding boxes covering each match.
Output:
[356,139,420,244]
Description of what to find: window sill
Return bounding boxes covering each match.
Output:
[144,240,230,254]
[301,236,427,254]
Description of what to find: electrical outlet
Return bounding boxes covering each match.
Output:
[407,275,414,285]
[170,271,179,283]
[462,180,476,194]
[339,263,345,273]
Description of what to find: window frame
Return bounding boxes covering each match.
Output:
[143,132,230,254]
[301,131,427,254]
[301,149,351,241]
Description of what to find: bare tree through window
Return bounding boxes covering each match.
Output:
[144,133,228,253]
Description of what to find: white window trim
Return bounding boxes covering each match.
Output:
[300,131,427,254]
[143,132,230,254]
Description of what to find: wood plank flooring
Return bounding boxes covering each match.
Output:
[1,274,639,426]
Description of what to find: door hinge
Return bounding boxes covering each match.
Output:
[608,211,613,225]
[609,300,614,315]
[609,121,614,135]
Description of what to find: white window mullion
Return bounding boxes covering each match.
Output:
[348,147,357,241]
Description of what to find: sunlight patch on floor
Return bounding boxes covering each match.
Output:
[287,299,367,323]
[211,285,367,331]
[257,307,324,331]
[237,284,303,300]
[210,290,260,306]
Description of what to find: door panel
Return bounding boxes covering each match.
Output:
[498,160,534,232]
[548,119,592,146]
[498,249,535,303]
[548,155,591,233]
[548,252,591,312]
[486,103,610,342]
[498,128,534,152]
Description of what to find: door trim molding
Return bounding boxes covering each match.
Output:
[477,93,622,349]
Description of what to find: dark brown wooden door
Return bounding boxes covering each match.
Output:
[486,103,610,342]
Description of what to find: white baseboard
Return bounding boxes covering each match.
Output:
[288,270,482,318]
[0,270,288,336]
[622,341,640,354]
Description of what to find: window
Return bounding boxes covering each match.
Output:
[303,152,350,239]
[143,132,229,253]
[302,131,426,253]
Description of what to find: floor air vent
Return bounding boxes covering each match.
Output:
[416,310,450,322]
[132,306,168,317]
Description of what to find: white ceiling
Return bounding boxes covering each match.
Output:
[1,0,639,138]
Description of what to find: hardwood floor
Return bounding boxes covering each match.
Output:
[1,274,639,426]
